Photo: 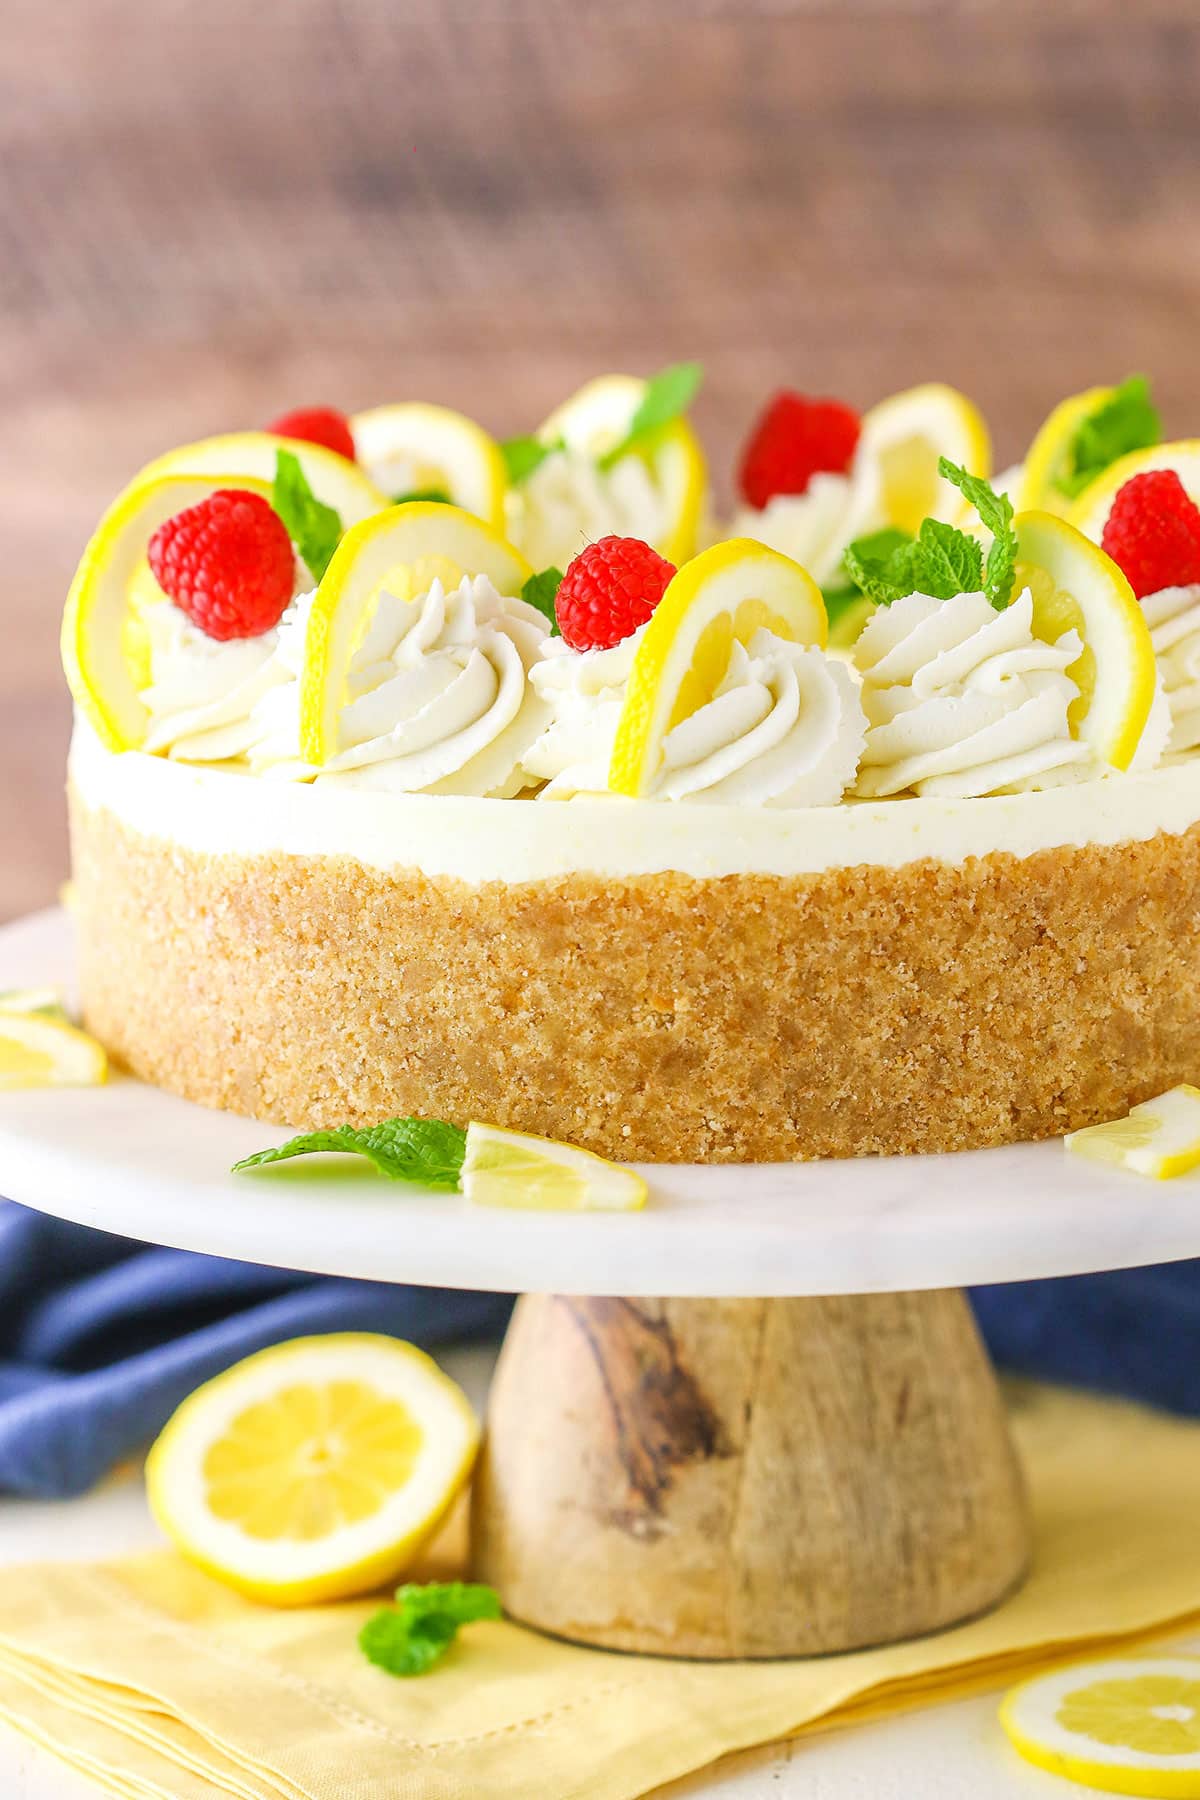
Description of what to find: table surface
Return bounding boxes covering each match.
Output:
[0,1344,1145,1800]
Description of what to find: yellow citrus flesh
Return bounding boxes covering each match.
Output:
[146,1333,479,1606]
[1002,1658,1200,1796]
[1017,385,1115,517]
[1066,1085,1200,1180]
[134,432,387,525]
[0,1013,107,1090]
[350,403,508,528]
[609,538,827,799]
[61,473,275,752]
[461,1121,647,1211]
[1013,510,1155,770]
[299,502,531,765]
[1069,439,1200,546]
[858,383,991,533]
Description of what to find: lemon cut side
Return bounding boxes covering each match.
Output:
[1002,1658,1200,1796]
[146,1334,479,1606]
[461,1122,647,1212]
[1066,1086,1200,1180]
[0,1012,107,1090]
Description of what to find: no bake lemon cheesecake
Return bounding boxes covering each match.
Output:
[62,373,1200,1162]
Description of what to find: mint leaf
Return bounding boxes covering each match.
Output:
[521,567,563,633]
[233,1116,466,1188]
[843,527,917,605]
[272,450,343,581]
[597,361,703,470]
[911,517,984,599]
[937,458,1018,610]
[501,435,560,484]
[392,488,452,506]
[360,1583,502,1677]
[1054,375,1160,501]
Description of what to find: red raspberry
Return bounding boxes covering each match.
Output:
[265,405,356,461]
[555,536,676,651]
[148,490,295,641]
[1101,470,1200,599]
[737,390,861,510]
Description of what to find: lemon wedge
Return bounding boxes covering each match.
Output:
[1069,439,1200,545]
[461,1121,647,1211]
[1017,384,1117,517]
[146,1333,479,1606]
[0,987,66,1018]
[509,373,707,568]
[1002,1657,1200,1795]
[62,473,277,751]
[300,502,532,765]
[0,1012,107,1090]
[133,432,386,524]
[608,538,827,798]
[350,403,508,528]
[1014,510,1156,770]
[858,383,991,533]
[1066,1086,1200,1179]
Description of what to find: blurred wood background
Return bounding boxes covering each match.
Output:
[4,0,1200,919]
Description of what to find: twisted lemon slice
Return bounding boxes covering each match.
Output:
[351,403,507,527]
[1069,440,1200,545]
[1014,510,1156,770]
[134,431,386,523]
[858,383,991,533]
[147,1333,479,1606]
[299,502,531,765]
[608,538,827,798]
[1017,383,1120,517]
[1067,1086,1200,1179]
[1002,1657,1200,1794]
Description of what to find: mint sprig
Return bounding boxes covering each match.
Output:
[1053,375,1160,502]
[521,566,563,633]
[597,361,703,470]
[938,457,1018,609]
[233,1116,466,1188]
[271,450,343,581]
[500,435,561,484]
[843,465,1017,611]
[360,1582,502,1678]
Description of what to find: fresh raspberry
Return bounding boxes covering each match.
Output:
[737,390,861,510]
[555,536,676,650]
[265,405,356,461]
[148,490,295,641]
[1101,470,1200,599]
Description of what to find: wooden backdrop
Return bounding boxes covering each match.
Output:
[4,0,1200,920]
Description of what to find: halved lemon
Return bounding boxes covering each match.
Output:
[858,383,991,533]
[0,1012,107,1090]
[350,403,508,528]
[134,432,387,524]
[146,1333,479,1607]
[461,1121,647,1211]
[511,373,707,567]
[1017,384,1117,517]
[1066,1086,1200,1179]
[608,538,827,798]
[62,473,276,752]
[1014,510,1156,770]
[300,502,532,765]
[1002,1656,1200,1795]
[1070,440,1200,545]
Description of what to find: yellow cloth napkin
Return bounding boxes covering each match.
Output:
[2,1380,1200,1800]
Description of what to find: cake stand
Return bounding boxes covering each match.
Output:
[5,906,1200,1661]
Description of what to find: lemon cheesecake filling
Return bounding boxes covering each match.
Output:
[1142,584,1200,752]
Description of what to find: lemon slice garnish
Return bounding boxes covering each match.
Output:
[62,473,277,752]
[146,1333,479,1606]
[0,1012,107,1090]
[510,373,707,567]
[1016,384,1117,517]
[461,1121,647,1211]
[134,432,386,525]
[1066,1085,1200,1179]
[1014,509,1155,770]
[858,383,991,533]
[1069,439,1200,545]
[608,538,827,798]
[350,403,508,528]
[300,502,531,765]
[0,987,66,1018]
[1002,1656,1200,1794]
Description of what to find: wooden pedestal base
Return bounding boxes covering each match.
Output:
[471,1291,1031,1659]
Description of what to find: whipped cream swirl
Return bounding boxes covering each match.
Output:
[732,461,885,587]
[853,588,1091,798]
[526,626,866,806]
[507,449,669,572]
[139,606,294,764]
[1142,584,1200,754]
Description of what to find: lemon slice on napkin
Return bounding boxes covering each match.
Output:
[461,1121,647,1211]
[147,1333,479,1606]
[1002,1656,1200,1794]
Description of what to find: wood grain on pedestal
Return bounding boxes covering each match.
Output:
[472,1291,1030,1658]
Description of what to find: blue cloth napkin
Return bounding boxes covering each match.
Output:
[2,1197,1196,1499]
